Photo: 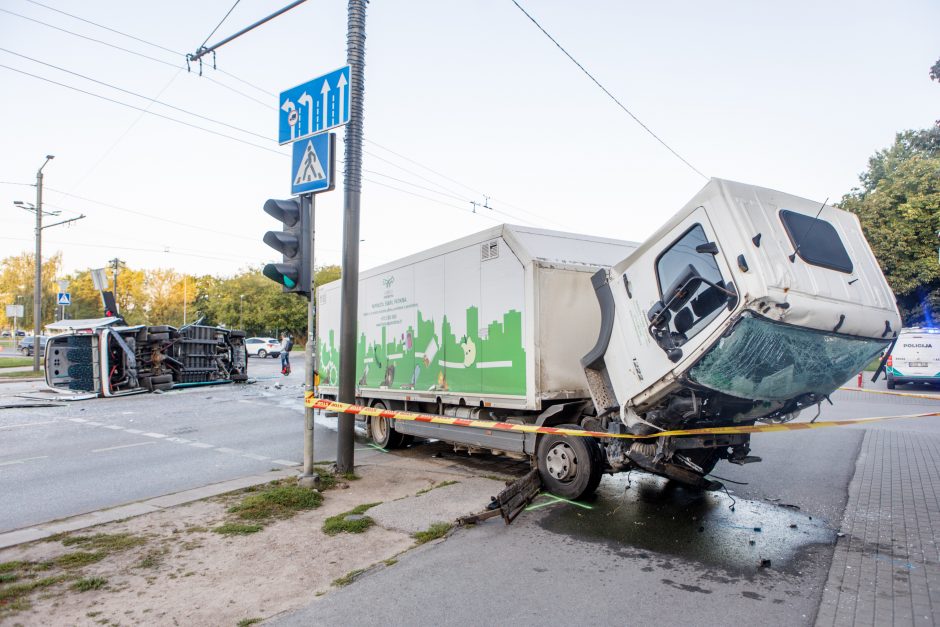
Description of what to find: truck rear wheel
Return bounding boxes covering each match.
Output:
[536,425,603,500]
[368,401,412,449]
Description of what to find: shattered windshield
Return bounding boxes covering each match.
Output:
[689,314,889,401]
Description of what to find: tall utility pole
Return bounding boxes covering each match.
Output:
[109,258,123,313]
[336,0,367,474]
[32,155,54,372]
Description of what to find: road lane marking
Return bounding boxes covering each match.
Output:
[103,425,123,430]
[215,447,243,455]
[241,453,269,461]
[84,421,104,426]
[272,459,301,466]
[141,432,167,439]
[69,418,87,423]
[186,442,215,449]
[0,420,57,430]
[92,442,157,453]
[164,437,192,444]
[0,456,49,467]
[125,429,143,434]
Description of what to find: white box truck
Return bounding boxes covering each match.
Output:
[317,179,900,499]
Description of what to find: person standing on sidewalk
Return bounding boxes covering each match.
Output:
[280,333,293,375]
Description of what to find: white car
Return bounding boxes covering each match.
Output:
[246,337,281,358]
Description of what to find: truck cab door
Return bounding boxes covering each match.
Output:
[644,207,736,362]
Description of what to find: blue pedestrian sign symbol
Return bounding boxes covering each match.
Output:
[57,292,71,306]
[291,133,335,195]
[279,66,350,145]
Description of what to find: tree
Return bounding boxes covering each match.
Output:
[840,127,940,325]
[0,252,62,328]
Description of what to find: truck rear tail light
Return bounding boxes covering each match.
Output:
[886,355,893,367]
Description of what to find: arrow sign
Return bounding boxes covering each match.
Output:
[278,66,350,144]
[291,133,335,195]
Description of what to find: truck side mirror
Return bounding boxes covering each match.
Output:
[695,241,719,255]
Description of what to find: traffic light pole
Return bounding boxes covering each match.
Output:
[336,0,367,474]
[300,193,320,488]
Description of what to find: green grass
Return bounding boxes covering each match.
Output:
[55,551,106,569]
[0,573,64,614]
[331,568,364,587]
[227,481,323,521]
[0,561,23,573]
[412,522,453,545]
[322,503,381,536]
[56,532,147,552]
[383,558,398,567]
[864,356,884,372]
[134,549,167,569]
[0,357,34,368]
[213,522,263,536]
[72,577,107,592]
[416,480,459,495]
[237,619,262,627]
[0,368,43,379]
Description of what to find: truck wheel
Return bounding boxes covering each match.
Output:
[536,425,603,500]
[368,401,412,449]
[886,378,896,390]
[257,349,267,359]
[230,330,246,338]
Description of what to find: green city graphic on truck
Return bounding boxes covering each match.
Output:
[319,305,527,396]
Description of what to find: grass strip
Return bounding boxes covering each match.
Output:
[412,522,453,545]
[322,503,381,536]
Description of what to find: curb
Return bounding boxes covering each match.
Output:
[0,466,302,550]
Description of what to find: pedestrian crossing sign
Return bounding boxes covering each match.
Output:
[291,133,335,195]
[57,292,71,306]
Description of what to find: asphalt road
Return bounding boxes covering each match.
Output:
[0,354,374,533]
[274,390,940,626]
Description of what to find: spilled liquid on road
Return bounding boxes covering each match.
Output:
[537,472,835,575]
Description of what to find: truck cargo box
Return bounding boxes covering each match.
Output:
[316,225,637,411]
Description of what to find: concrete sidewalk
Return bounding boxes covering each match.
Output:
[816,429,940,626]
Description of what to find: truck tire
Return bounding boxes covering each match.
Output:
[886,378,896,389]
[536,425,604,500]
[230,330,246,338]
[368,401,412,449]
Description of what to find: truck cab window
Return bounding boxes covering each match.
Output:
[655,224,726,343]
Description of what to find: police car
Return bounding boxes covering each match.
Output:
[886,327,940,389]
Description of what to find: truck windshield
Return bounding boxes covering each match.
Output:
[689,313,889,401]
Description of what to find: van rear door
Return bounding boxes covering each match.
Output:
[892,331,940,380]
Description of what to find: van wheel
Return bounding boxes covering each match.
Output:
[536,425,603,500]
[368,401,412,449]
[886,378,896,389]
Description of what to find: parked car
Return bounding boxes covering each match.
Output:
[246,337,281,358]
[14,330,25,337]
[1,331,9,337]
[18,335,49,356]
[886,327,940,389]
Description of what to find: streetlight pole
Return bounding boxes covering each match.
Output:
[32,155,53,371]
[336,0,368,475]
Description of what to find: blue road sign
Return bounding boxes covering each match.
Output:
[291,133,335,195]
[57,292,71,306]
[279,66,350,145]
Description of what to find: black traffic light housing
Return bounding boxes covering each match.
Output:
[262,197,311,298]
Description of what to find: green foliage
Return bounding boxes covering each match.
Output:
[55,551,106,569]
[331,568,364,587]
[227,482,323,521]
[412,522,453,545]
[212,522,263,536]
[322,503,381,536]
[841,126,940,325]
[57,532,146,552]
[71,577,107,592]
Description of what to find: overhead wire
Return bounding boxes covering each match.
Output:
[4,3,569,229]
[509,0,708,180]
[198,0,242,50]
[0,64,287,156]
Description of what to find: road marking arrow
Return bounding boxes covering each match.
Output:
[298,91,313,135]
[320,78,331,128]
[336,72,347,124]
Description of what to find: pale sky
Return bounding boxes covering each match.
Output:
[0,0,937,281]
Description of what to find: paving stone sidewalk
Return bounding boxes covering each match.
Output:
[816,429,940,626]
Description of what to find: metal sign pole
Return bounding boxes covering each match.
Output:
[336,0,367,474]
[300,193,320,488]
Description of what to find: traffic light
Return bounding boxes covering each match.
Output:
[262,197,311,298]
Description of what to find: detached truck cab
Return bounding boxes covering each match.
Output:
[317,179,900,499]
